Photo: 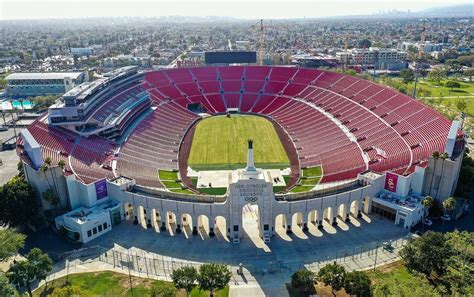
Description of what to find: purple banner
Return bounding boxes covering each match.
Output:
[95,179,108,200]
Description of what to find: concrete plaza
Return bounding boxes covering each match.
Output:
[83,212,409,295]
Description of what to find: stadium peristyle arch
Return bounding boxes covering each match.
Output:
[18,66,465,244]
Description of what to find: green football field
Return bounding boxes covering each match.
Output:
[188,115,290,170]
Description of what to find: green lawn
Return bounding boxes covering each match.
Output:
[170,188,195,194]
[273,186,287,193]
[302,166,323,177]
[417,79,474,99]
[300,176,321,185]
[158,169,179,181]
[161,180,184,188]
[197,187,228,195]
[290,185,315,193]
[33,271,229,297]
[188,115,290,170]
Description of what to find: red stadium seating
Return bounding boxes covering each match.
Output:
[26,66,457,187]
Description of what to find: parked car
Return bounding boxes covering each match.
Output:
[440,214,451,221]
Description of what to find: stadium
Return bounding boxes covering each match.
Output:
[17,65,464,244]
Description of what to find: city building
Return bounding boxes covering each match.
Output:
[336,47,408,70]
[5,72,87,98]
[71,47,94,57]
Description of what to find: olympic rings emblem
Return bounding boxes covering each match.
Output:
[244,196,258,203]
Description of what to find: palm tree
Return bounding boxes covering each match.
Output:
[442,197,456,230]
[44,157,60,203]
[429,151,440,195]
[421,196,434,233]
[56,160,66,209]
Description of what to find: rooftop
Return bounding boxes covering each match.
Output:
[375,190,423,210]
[6,72,83,80]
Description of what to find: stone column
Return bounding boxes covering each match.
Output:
[286,214,292,234]
[208,217,215,237]
[132,204,139,225]
[364,197,372,214]
[192,215,198,235]
[175,214,182,234]
[301,213,309,232]
[145,208,152,229]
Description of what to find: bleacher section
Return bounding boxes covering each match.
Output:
[28,66,457,188]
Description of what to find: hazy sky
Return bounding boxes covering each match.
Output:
[0,0,471,20]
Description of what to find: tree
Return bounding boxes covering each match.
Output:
[317,262,346,295]
[446,59,462,74]
[0,175,39,227]
[444,230,474,295]
[358,39,372,49]
[456,98,467,113]
[171,266,198,296]
[421,196,434,214]
[343,271,371,297]
[463,68,474,82]
[400,68,415,84]
[0,228,25,261]
[291,269,316,291]
[399,231,453,279]
[0,272,18,297]
[197,263,231,297]
[373,273,441,297]
[457,55,474,67]
[442,197,456,218]
[428,68,447,85]
[445,80,461,90]
[420,196,434,232]
[7,248,52,297]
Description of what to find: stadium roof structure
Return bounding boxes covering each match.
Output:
[6,72,83,80]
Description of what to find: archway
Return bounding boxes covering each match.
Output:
[215,216,229,242]
[291,212,308,239]
[274,214,291,241]
[166,211,177,235]
[197,215,210,239]
[241,203,261,243]
[181,213,193,238]
[338,204,350,222]
[307,210,323,237]
[350,200,361,218]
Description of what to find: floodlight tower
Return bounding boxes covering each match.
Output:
[259,19,265,66]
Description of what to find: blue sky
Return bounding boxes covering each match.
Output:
[0,0,471,20]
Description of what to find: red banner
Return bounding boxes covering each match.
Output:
[385,172,398,192]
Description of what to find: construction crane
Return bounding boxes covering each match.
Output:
[250,19,276,66]
[344,34,349,71]
[413,21,426,99]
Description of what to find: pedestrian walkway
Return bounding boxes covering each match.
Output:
[34,232,411,296]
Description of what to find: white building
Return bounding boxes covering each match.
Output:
[55,200,121,243]
[6,72,86,98]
